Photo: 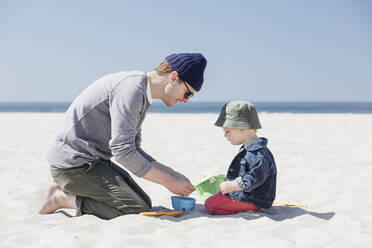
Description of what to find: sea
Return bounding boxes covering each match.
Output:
[0,101,372,113]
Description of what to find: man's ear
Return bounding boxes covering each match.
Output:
[169,71,179,84]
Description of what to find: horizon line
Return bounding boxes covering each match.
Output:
[1,101,372,103]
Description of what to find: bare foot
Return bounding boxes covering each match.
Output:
[39,182,76,214]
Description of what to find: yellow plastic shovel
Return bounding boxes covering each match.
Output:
[273,201,308,208]
[140,211,185,217]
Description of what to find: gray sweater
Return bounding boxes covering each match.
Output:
[47,71,155,177]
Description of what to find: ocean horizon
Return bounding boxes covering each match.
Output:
[1,101,372,114]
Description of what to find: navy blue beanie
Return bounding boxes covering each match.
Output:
[165,53,207,92]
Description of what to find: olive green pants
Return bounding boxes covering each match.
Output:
[51,160,152,220]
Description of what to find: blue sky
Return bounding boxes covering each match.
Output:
[1,0,371,102]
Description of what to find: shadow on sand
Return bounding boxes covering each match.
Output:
[55,210,74,218]
[53,203,335,222]
[149,203,335,222]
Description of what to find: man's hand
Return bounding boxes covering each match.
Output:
[142,161,194,196]
[219,181,241,194]
[164,171,194,196]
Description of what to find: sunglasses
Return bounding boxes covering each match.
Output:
[182,80,194,99]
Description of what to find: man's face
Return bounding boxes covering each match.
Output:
[223,127,245,145]
[163,72,196,107]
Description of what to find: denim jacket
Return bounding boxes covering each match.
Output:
[227,137,277,208]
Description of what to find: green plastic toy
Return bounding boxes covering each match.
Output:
[194,174,226,201]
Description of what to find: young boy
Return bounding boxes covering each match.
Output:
[205,101,277,215]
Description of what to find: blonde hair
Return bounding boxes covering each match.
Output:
[154,61,175,75]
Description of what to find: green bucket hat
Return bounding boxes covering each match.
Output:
[215,101,262,129]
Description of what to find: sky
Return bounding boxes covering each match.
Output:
[1,0,371,102]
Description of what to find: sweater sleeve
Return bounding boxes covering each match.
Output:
[108,79,154,177]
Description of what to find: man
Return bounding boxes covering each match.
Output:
[39,53,207,219]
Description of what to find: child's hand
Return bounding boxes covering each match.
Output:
[219,181,241,194]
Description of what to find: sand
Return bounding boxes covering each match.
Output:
[1,112,371,247]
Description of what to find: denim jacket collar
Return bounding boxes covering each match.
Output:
[239,137,268,152]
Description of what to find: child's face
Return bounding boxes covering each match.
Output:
[223,127,246,145]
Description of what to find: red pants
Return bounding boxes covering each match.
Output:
[205,193,260,215]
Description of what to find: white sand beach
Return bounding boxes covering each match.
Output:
[1,112,371,247]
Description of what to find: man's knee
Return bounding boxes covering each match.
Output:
[115,196,151,215]
[131,203,150,214]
